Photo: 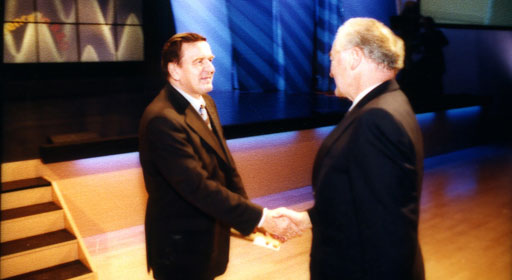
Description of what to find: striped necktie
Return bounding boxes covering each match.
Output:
[199,104,212,130]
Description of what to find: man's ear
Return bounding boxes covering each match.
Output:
[168,62,180,81]
[349,47,363,70]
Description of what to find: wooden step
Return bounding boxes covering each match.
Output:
[3,260,93,280]
[1,177,51,193]
[1,177,53,211]
[1,229,76,257]
[1,230,78,277]
[1,202,64,243]
[1,202,60,221]
[0,232,79,278]
[0,177,96,279]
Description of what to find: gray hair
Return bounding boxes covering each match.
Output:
[333,18,405,70]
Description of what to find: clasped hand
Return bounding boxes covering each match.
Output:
[260,207,312,242]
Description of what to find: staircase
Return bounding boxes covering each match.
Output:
[1,177,96,280]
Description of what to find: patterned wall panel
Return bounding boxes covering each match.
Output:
[226,0,315,93]
[3,0,143,63]
[279,0,315,93]
[169,0,343,93]
[313,0,343,92]
[227,0,276,92]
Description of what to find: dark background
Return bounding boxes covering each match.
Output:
[1,1,511,163]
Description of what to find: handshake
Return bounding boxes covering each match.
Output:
[259,207,312,242]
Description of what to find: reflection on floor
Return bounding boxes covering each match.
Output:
[84,144,512,280]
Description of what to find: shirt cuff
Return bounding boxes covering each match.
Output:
[257,208,268,228]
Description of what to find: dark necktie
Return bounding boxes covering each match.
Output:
[199,104,212,130]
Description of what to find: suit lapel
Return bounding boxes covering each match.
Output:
[204,96,235,166]
[185,108,229,163]
[204,96,221,136]
[166,84,229,165]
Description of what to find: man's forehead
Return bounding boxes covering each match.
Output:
[182,41,212,56]
[329,46,341,58]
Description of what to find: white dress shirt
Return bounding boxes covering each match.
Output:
[174,87,206,115]
[347,82,382,112]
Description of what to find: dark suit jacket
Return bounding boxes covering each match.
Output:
[308,80,425,280]
[139,84,263,279]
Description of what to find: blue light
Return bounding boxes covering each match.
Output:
[416,112,436,126]
[227,130,301,151]
[445,106,482,119]
[416,105,482,127]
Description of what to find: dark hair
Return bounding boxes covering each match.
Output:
[161,32,207,77]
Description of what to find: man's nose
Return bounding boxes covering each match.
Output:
[206,60,215,73]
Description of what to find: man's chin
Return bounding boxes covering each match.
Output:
[200,85,213,94]
[334,89,352,101]
[334,88,344,98]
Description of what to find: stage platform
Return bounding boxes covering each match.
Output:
[81,144,512,279]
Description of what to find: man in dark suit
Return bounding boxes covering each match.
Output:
[139,33,299,280]
[281,18,425,279]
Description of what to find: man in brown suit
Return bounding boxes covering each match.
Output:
[139,33,300,280]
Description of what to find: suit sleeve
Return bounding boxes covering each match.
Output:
[146,115,262,235]
[348,108,419,228]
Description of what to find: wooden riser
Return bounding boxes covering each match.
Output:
[1,186,53,211]
[1,210,65,242]
[1,240,78,279]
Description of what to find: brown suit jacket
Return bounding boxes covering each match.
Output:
[139,83,263,279]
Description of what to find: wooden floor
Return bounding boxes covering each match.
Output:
[82,144,512,280]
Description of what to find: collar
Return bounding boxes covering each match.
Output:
[347,82,382,112]
[173,86,206,114]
